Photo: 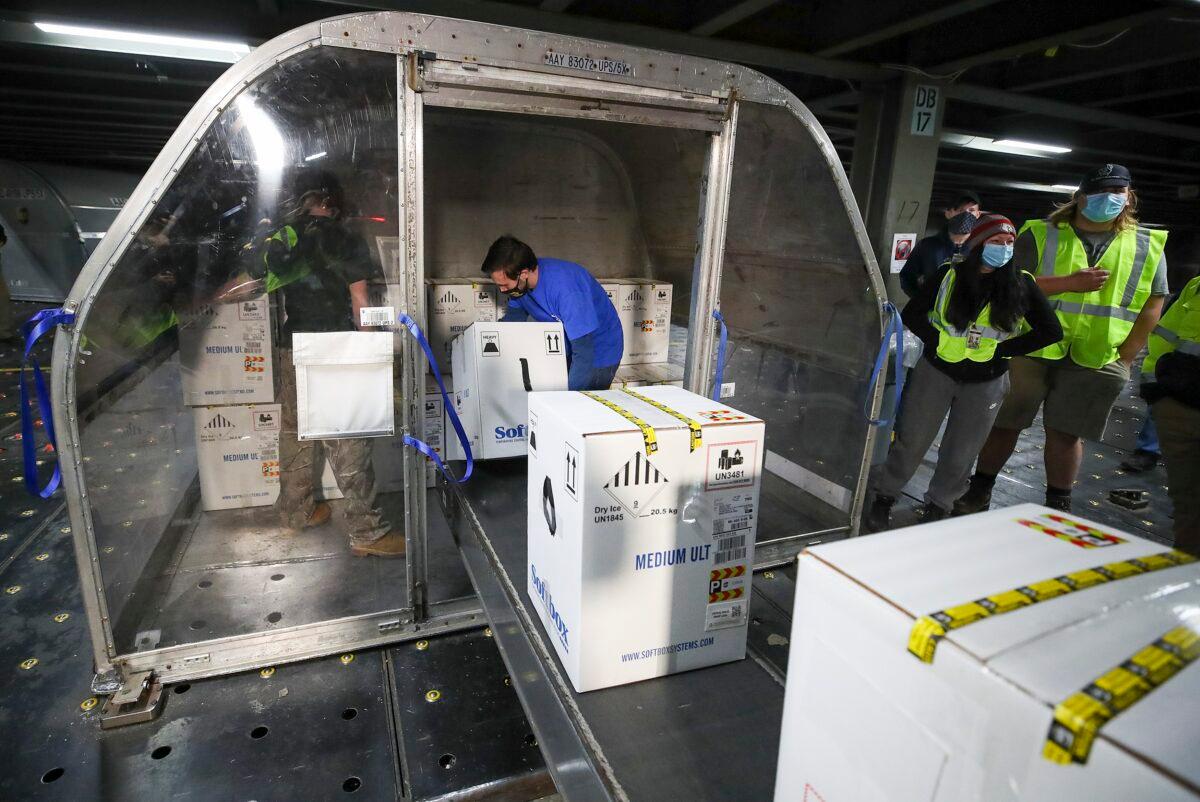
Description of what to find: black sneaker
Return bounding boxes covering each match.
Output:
[918,503,949,522]
[865,495,896,533]
[953,480,992,516]
[1119,449,1158,473]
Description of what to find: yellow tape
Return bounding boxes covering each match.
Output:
[907,550,1197,664]
[1043,624,1200,765]
[619,388,702,452]
[581,391,658,454]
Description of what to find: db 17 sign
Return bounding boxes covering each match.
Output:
[910,84,940,137]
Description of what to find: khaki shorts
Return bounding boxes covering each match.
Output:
[993,356,1130,441]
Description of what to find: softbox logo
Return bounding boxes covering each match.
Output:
[603,451,668,517]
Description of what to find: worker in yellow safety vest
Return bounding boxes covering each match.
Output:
[1140,275,1200,552]
[955,164,1169,514]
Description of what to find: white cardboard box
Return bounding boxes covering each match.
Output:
[374,377,447,491]
[194,404,341,512]
[611,362,684,389]
[775,504,1200,802]
[179,295,273,406]
[527,386,764,692]
[428,277,500,374]
[447,321,568,461]
[615,279,672,365]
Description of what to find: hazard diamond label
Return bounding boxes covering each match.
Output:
[603,451,669,517]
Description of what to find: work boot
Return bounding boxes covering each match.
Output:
[917,503,948,523]
[305,502,332,528]
[953,475,993,516]
[864,494,895,533]
[351,531,407,558]
[1119,449,1158,473]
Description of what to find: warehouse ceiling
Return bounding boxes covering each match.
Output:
[2,0,1199,235]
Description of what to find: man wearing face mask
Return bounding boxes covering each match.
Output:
[956,165,1169,515]
[482,235,624,390]
[899,190,982,298]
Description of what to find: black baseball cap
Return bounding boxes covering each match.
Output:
[949,189,981,208]
[1081,164,1131,193]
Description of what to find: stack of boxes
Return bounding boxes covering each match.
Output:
[605,278,683,389]
[183,296,342,512]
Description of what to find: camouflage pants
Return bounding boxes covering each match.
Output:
[275,347,389,545]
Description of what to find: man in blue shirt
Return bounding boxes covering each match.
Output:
[482,235,623,390]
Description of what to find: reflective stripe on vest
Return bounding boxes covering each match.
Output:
[1021,219,1167,369]
[1143,275,1200,378]
[927,268,1016,363]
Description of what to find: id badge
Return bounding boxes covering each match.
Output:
[966,325,983,349]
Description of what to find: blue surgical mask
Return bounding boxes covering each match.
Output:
[1081,192,1127,223]
[981,242,1013,268]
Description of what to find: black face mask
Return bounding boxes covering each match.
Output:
[504,273,530,298]
[948,210,977,235]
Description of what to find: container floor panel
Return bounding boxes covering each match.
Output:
[107,487,474,651]
[387,630,554,801]
[0,508,405,800]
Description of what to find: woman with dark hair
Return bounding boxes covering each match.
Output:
[866,213,1063,531]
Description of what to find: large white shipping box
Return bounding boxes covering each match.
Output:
[527,387,764,692]
[427,277,500,374]
[179,295,273,406]
[194,404,341,512]
[775,504,1200,802]
[447,322,568,461]
[615,279,672,365]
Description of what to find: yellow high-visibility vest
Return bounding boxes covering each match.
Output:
[1022,219,1166,369]
[927,268,1028,363]
[1143,274,1200,379]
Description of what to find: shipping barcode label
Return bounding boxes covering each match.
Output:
[715,533,747,565]
[715,515,752,534]
[359,306,395,327]
[706,600,745,631]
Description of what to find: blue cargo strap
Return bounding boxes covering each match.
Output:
[711,309,729,402]
[397,313,473,483]
[20,307,75,498]
[864,302,906,427]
